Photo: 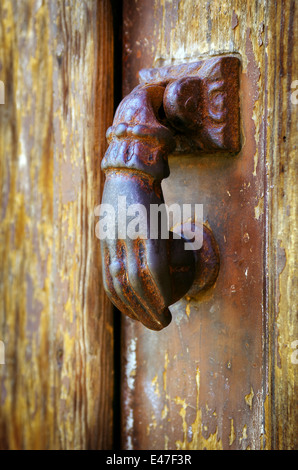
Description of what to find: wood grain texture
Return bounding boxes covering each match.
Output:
[0,0,114,449]
[266,0,297,450]
[121,0,297,450]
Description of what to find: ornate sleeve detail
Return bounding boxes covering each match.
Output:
[101,84,176,182]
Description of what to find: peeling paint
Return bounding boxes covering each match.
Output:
[152,374,161,397]
[125,338,138,391]
[175,368,223,450]
[163,351,170,395]
[245,387,254,410]
[254,195,264,220]
[229,419,236,446]
[239,424,248,446]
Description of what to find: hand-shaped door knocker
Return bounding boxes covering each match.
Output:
[99,55,240,330]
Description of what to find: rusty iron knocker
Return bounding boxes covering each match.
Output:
[99,55,240,331]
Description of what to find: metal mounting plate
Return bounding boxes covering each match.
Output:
[139,55,241,155]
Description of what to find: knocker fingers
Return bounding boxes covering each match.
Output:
[103,237,172,331]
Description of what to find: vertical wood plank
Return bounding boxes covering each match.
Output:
[0,0,114,449]
[267,0,297,450]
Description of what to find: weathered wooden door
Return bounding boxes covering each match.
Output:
[119,0,297,451]
[0,0,297,451]
[0,0,115,449]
